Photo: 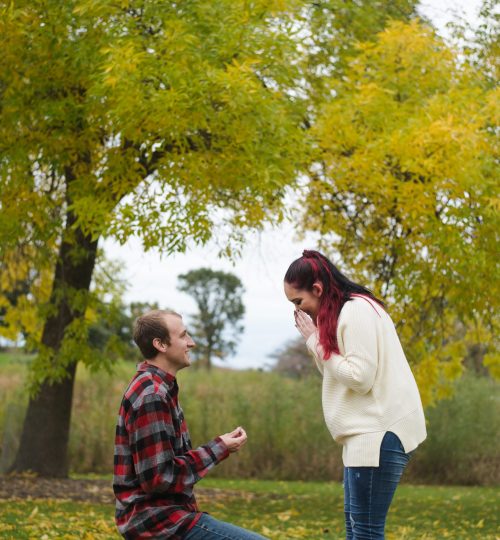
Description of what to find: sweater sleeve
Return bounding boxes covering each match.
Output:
[306,332,324,375]
[309,300,380,394]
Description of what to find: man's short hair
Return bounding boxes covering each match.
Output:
[133,309,181,359]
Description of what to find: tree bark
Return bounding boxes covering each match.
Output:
[10,210,98,477]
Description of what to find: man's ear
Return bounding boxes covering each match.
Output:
[152,337,167,353]
[312,281,323,298]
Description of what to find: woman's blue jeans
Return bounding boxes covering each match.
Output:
[184,513,268,540]
[343,431,413,540]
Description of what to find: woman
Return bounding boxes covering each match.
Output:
[284,250,426,540]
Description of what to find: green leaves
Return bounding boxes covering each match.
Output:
[302,19,499,402]
[0,0,308,386]
[3,0,494,404]
[1,0,308,247]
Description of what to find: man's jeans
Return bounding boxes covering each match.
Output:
[344,431,413,540]
[184,513,268,540]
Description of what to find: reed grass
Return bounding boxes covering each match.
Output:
[0,354,498,485]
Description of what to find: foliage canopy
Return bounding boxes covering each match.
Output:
[0,0,308,384]
[302,19,499,403]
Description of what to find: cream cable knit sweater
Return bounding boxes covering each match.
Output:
[306,295,426,467]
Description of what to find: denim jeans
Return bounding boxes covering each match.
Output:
[184,513,268,540]
[343,431,413,540]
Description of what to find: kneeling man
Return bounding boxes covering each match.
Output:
[113,309,267,539]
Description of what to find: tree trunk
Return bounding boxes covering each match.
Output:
[10,211,98,477]
[10,363,79,477]
[206,345,212,371]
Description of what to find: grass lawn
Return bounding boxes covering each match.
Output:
[0,478,497,539]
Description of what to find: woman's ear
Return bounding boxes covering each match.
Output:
[312,281,323,298]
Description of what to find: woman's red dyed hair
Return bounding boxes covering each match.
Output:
[284,250,384,359]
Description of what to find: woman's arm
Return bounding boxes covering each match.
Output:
[308,301,379,394]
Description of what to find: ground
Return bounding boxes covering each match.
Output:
[0,474,238,505]
[0,476,113,504]
[1,476,498,539]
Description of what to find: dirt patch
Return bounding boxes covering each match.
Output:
[0,475,244,505]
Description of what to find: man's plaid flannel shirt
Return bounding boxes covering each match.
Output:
[113,362,229,539]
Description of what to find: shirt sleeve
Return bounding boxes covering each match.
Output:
[127,392,229,495]
[307,300,379,394]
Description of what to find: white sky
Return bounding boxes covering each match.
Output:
[101,0,483,370]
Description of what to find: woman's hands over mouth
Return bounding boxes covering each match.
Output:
[294,309,317,340]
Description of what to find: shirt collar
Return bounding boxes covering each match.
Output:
[137,361,177,389]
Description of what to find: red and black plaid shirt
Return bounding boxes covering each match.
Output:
[113,362,229,539]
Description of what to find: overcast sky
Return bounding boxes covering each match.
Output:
[101,0,483,370]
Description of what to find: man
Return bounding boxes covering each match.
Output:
[113,309,267,540]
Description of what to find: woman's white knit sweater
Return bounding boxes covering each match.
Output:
[306,295,426,467]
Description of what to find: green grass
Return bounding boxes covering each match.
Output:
[0,479,498,539]
[0,351,33,367]
[201,479,499,539]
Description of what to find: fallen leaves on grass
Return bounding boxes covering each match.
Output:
[1,477,498,540]
[0,501,119,539]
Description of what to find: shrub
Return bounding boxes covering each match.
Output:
[406,373,499,485]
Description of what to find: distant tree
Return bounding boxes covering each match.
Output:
[82,295,169,363]
[88,300,161,362]
[178,269,245,370]
[129,302,160,323]
[269,337,318,378]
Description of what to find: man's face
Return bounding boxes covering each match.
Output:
[163,314,195,370]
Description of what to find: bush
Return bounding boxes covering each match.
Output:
[180,369,343,480]
[406,374,499,485]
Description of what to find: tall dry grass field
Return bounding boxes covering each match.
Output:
[0,353,498,485]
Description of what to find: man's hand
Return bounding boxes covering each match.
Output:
[219,426,247,453]
[294,309,316,341]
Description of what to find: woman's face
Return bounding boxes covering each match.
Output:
[284,281,323,322]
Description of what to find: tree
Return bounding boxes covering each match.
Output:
[0,0,308,476]
[452,0,499,88]
[0,0,420,476]
[297,0,419,104]
[300,19,499,405]
[269,337,317,378]
[177,268,245,370]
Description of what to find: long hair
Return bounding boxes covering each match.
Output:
[284,250,384,359]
